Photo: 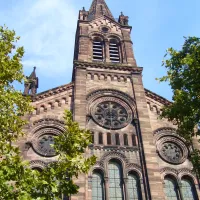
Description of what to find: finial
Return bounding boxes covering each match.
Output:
[82,7,85,11]
[33,66,36,71]
[121,12,124,16]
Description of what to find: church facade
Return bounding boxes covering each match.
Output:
[21,0,200,199]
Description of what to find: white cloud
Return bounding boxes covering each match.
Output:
[2,0,77,77]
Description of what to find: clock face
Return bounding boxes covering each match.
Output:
[92,101,130,129]
[37,135,56,157]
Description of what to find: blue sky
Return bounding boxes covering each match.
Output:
[0,0,199,100]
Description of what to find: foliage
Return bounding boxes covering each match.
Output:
[0,25,96,199]
[158,36,200,175]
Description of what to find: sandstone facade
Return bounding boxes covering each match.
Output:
[21,0,200,199]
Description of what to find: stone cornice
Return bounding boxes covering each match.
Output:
[31,83,73,102]
[73,60,143,73]
[145,88,171,106]
[31,81,171,106]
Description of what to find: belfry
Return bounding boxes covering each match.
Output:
[22,0,200,199]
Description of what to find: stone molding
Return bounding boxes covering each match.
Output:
[31,83,73,102]
[145,88,171,106]
[160,167,197,183]
[74,60,141,73]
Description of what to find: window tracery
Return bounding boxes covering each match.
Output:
[128,173,142,200]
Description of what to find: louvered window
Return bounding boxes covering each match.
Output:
[128,173,142,200]
[181,178,197,200]
[92,171,104,200]
[109,40,120,63]
[93,39,103,62]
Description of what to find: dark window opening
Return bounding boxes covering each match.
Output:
[91,132,94,144]
[99,133,103,145]
[107,133,111,145]
[115,134,120,145]
[124,134,128,146]
[132,135,136,146]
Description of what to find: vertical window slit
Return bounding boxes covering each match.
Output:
[115,133,120,145]
[99,132,103,145]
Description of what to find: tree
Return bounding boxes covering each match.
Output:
[0,25,96,200]
[158,36,200,175]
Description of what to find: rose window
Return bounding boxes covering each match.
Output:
[161,142,183,163]
[92,101,130,129]
[156,135,188,165]
[32,127,62,157]
[37,135,56,157]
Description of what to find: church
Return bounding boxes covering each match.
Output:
[21,0,200,199]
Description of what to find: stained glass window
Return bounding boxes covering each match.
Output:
[108,161,124,200]
[164,177,179,200]
[181,178,197,200]
[128,173,142,200]
[92,172,104,200]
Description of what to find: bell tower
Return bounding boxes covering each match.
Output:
[72,0,166,199]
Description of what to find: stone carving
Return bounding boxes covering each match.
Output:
[157,136,188,165]
[161,142,183,163]
[30,160,47,170]
[92,101,129,129]
[31,127,62,157]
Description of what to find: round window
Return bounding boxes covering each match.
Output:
[102,27,109,33]
[91,97,133,130]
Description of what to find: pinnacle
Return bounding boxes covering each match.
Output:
[88,0,114,20]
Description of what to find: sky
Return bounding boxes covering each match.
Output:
[0,0,199,100]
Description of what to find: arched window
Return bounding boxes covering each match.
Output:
[164,176,179,200]
[99,132,103,145]
[109,39,120,63]
[107,133,111,145]
[91,132,94,144]
[108,160,124,200]
[115,133,120,145]
[128,173,142,200]
[181,177,197,200]
[132,135,137,146]
[92,171,105,200]
[93,38,103,62]
[124,134,128,146]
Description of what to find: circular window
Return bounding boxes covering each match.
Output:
[37,134,56,157]
[91,97,133,129]
[32,127,62,157]
[157,136,188,165]
[102,27,109,33]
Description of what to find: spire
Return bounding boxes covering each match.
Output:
[24,67,39,96]
[88,0,114,21]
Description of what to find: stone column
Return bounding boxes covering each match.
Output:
[104,177,109,200]
[123,178,129,200]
